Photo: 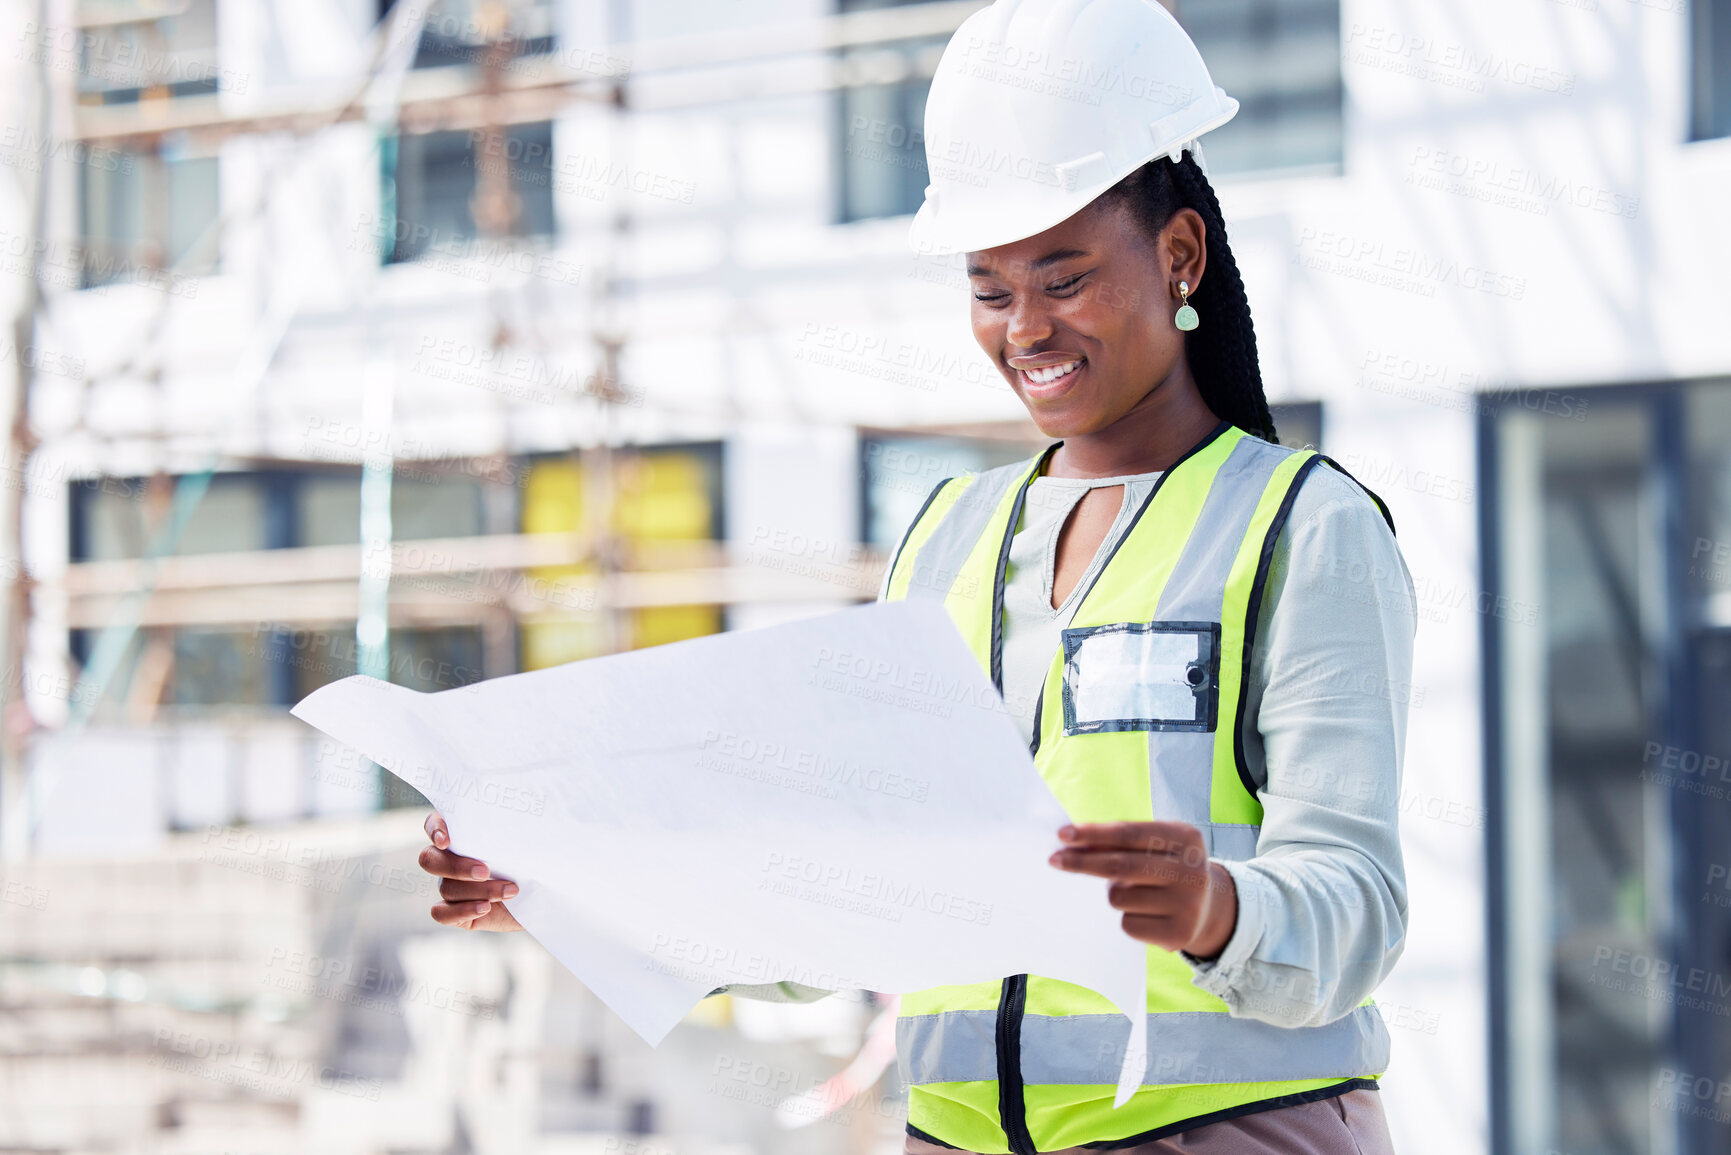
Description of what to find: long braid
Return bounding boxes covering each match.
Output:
[1103,154,1278,444]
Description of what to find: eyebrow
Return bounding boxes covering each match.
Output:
[966,248,1090,277]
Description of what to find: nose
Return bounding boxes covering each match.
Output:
[1005,295,1054,351]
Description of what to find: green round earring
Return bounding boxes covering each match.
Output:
[1174,280,1199,331]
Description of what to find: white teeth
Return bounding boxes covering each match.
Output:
[1024,360,1079,385]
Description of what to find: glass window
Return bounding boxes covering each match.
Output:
[1268,401,1323,451]
[80,151,219,286]
[281,627,360,702]
[833,0,1344,221]
[860,434,1043,548]
[1541,404,1668,1153]
[383,121,555,263]
[1691,0,1731,141]
[171,628,272,707]
[1176,0,1344,175]
[1488,385,1731,1154]
[176,477,271,554]
[74,0,223,104]
[835,0,944,222]
[296,472,484,546]
[72,474,267,561]
[388,627,485,692]
[1687,381,1731,618]
[393,476,484,540]
[1674,380,1731,1153]
[378,0,556,70]
[298,475,364,549]
[273,624,482,702]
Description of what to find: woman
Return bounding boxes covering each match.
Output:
[419,1,1415,1151]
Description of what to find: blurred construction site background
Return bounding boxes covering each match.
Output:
[0,0,1727,1152]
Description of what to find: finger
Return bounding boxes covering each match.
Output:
[431,900,495,927]
[1106,882,1188,916]
[1120,912,1186,948]
[1049,848,1201,882]
[424,812,449,850]
[418,845,491,881]
[473,903,523,933]
[1057,821,1201,853]
[431,900,522,933]
[439,878,519,903]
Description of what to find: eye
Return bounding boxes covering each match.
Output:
[1047,274,1085,295]
[972,289,1010,305]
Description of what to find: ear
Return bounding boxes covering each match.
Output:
[1164,207,1207,296]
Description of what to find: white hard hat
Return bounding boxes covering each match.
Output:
[907,0,1238,255]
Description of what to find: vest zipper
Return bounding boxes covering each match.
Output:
[979,422,1236,1155]
[991,450,1076,1155]
[996,720,1041,1155]
[996,973,1037,1155]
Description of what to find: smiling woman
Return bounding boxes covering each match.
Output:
[965,157,1275,462]
[414,1,1416,1151]
[876,0,1414,1152]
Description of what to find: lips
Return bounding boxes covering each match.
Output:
[1015,357,1085,395]
[1023,360,1080,384]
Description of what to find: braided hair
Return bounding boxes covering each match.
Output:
[1099,153,1278,444]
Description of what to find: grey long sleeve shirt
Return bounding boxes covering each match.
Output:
[721,457,1415,1032]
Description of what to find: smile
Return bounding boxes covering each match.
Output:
[1017,359,1084,393]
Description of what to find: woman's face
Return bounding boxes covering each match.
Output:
[967,198,1205,438]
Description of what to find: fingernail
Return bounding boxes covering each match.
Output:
[1048,851,1063,866]
[502,884,518,898]
[1058,825,1076,841]
[474,901,491,915]
[435,832,447,847]
[470,865,488,880]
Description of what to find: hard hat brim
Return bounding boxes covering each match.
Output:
[906,94,1240,257]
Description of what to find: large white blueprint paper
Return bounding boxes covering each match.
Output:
[292,599,1151,1106]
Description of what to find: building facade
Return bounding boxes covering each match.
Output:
[0,0,1728,1151]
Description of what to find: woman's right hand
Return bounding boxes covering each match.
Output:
[418,812,523,932]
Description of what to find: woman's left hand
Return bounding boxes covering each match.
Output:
[1048,821,1238,960]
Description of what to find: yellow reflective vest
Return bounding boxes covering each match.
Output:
[883,422,1395,1153]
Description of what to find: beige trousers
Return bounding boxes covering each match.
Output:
[904,1087,1395,1155]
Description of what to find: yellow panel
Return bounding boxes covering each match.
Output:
[523,458,587,535]
[943,456,1049,672]
[619,451,718,648]
[1023,954,1226,1018]
[1142,949,1229,1013]
[684,993,734,1029]
[1070,427,1240,629]
[521,457,602,671]
[908,1084,1010,1154]
[886,476,974,601]
[901,981,1004,1015]
[520,614,607,671]
[523,456,597,588]
[1036,648,1151,825]
[634,604,721,649]
[521,450,721,669]
[615,452,713,539]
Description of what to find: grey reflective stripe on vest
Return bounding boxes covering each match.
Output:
[1207,823,1259,862]
[897,1005,1389,1087]
[1022,1006,1390,1085]
[903,457,1035,603]
[1154,435,1296,621]
[1140,436,1299,854]
[897,1009,1001,1084]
